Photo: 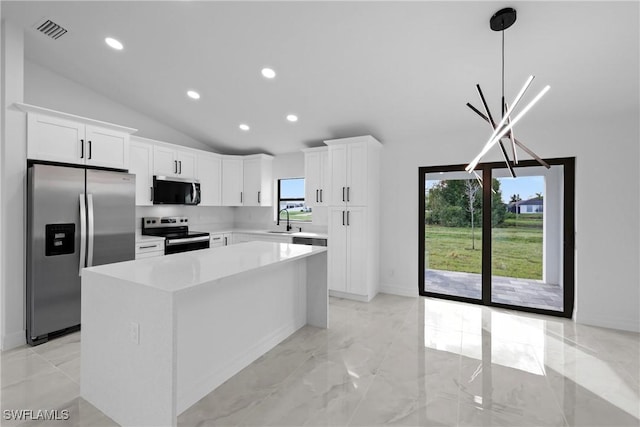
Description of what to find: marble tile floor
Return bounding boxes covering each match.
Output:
[425,269,564,311]
[1,295,639,426]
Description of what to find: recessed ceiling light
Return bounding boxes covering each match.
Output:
[286,114,298,122]
[105,37,123,50]
[261,68,276,79]
[187,90,200,100]
[239,124,250,131]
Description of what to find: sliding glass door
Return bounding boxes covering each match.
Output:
[419,158,574,318]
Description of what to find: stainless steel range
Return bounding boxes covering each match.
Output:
[141,217,210,254]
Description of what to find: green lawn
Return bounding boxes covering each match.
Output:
[279,210,312,222]
[425,221,542,279]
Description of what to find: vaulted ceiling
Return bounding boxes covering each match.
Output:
[3,1,638,155]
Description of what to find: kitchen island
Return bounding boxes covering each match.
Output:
[80,241,328,427]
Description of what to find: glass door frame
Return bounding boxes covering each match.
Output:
[418,157,575,318]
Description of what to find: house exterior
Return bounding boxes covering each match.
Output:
[508,196,544,214]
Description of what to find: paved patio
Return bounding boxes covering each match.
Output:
[425,269,563,311]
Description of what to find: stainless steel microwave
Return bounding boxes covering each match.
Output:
[153,176,201,205]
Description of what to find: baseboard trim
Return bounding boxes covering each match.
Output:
[379,283,419,298]
[576,313,640,333]
[328,290,371,302]
[2,329,26,350]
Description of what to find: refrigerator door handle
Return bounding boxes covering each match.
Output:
[87,194,95,267]
[79,194,87,275]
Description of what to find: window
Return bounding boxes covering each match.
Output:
[277,178,311,222]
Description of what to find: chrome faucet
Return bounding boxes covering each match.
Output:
[277,208,292,231]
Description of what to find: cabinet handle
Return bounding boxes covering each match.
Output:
[347,210,350,226]
[179,161,182,174]
[138,245,158,249]
[80,139,84,158]
[212,237,221,241]
[174,160,178,174]
[320,189,323,203]
[342,210,345,226]
[88,140,92,159]
[224,237,228,245]
[150,187,153,202]
[240,192,243,203]
[347,187,350,202]
[342,187,345,202]
[316,189,319,203]
[258,191,261,204]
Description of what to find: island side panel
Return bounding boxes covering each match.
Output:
[81,270,177,427]
[175,258,310,414]
[306,251,328,328]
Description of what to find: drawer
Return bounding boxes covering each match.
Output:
[135,250,164,260]
[136,241,164,254]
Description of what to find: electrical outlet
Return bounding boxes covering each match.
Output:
[129,322,139,345]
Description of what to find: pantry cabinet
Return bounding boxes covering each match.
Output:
[325,136,382,301]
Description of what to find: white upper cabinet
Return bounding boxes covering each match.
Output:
[129,138,154,206]
[221,156,244,206]
[303,147,329,206]
[242,154,274,207]
[23,106,135,169]
[326,136,381,207]
[153,145,196,179]
[197,152,222,206]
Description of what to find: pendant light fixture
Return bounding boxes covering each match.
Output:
[466,8,551,178]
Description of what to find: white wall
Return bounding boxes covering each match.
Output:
[24,60,210,151]
[379,112,640,332]
[1,19,27,350]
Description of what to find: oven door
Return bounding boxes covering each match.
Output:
[153,176,201,205]
[165,235,210,255]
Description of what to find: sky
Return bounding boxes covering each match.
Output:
[280,178,305,198]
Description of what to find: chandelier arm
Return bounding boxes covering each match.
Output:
[475,85,497,128]
[466,81,547,172]
[504,101,518,164]
[466,103,515,177]
[512,138,551,169]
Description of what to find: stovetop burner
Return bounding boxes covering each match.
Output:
[141,216,209,240]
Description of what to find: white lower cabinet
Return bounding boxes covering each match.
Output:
[328,206,373,298]
[135,240,164,259]
[210,233,233,247]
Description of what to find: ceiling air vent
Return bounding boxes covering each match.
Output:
[34,19,68,40]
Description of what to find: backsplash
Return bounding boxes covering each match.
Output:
[135,205,328,234]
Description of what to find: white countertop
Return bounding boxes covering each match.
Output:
[83,241,327,294]
[135,234,165,243]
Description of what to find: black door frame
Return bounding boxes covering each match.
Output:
[418,157,575,318]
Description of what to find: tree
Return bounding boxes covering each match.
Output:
[464,180,480,249]
[510,194,522,203]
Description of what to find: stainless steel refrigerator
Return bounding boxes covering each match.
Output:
[27,163,136,345]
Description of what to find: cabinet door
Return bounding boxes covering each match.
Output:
[85,125,129,169]
[318,149,329,205]
[153,145,178,177]
[345,207,367,296]
[328,144,348,206]
[176,150,196,179]
[243,157,261,206]
[328,207,348,292]
[221,157,244,206]
[304,152,321,207]
[346,142,367,206]
[27,114,85,164]
[129,141,154,206]
[197,153,222,206]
